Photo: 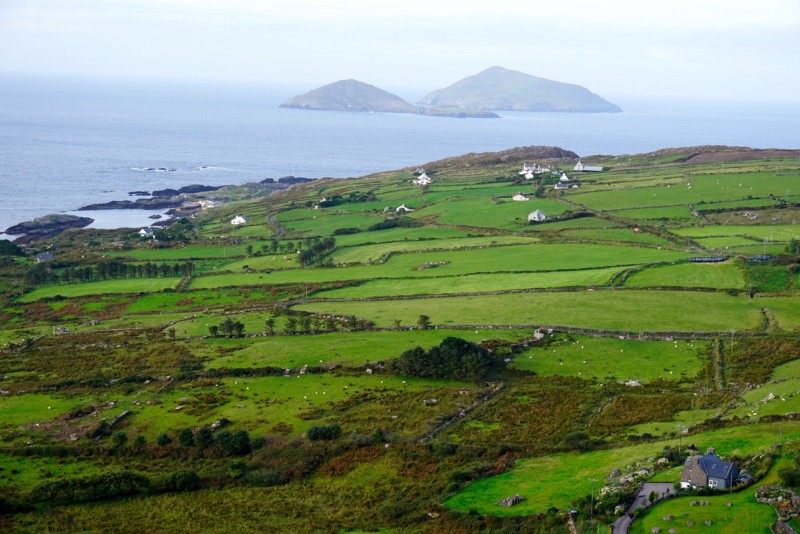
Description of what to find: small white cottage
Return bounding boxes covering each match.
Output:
[231,215,249,225]
[527,210,547,222]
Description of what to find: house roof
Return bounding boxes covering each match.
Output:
[685,452,736,480]
[698,453,736,480]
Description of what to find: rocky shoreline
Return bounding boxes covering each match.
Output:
[3,177,305,243]
[4,214,95,244]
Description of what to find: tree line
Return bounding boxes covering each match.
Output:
[24,259,194,287]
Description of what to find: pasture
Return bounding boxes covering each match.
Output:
[294,290,769,332]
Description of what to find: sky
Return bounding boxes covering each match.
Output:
[1,0,799,102]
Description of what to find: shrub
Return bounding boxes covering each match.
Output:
[306,424,342,441]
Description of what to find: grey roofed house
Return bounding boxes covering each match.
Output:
[680,448,739,489]
[36,252,53,263]
[554,182,570,190]
[574,161,604,172]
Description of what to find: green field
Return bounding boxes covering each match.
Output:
[295,290,768,331]
[511,336,706,383]
[17,277,181,302]
[624,262,746,289]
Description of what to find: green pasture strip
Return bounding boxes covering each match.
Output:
[511,336,706,383]
[725,375,800,420]
[0,454,108,491]
[189,244,691,289]
[724,244,789,256]
[417,184,540,203]
[78,311,192,332]
[280,212,384,236]
[416,197,567,230]
[332,227,471,247]
[524,217,622,231]
[444,420,800,516]
[570,172,797,211]
[329,235,539,264]
[696,198,779,211]
[625,408,721,438]
[694,236,762,249]
[294,290,769,332]
[770,358,800,381]
[17,278,180,303]
[606,205,695,220]
[200,329,531,369]
[218,254,300,271]
[673,224,800,241]
[312,268,623,299]
[624,262,746,289]
[0,393,78,427]
[125,288,269,314]
[556,228,675,246]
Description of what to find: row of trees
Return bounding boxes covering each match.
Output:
[24,260,194,287]
[297,237,336,266]
[209,318,246,338]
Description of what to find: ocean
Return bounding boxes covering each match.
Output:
[1,74,799,237]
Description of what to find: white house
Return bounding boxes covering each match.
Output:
[413,173,432,186]
[527,210,547,222]
[138,227,154,238]
[560,172,571,182]
[231,215,249,225]
[554,182,570,190]
[512,193,530,201]
[524,171,534,180]
[395,204,415,213]
[574,161,604,172]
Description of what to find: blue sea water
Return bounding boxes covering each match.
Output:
[1,74,799,235]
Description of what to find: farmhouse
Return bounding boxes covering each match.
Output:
[36,252,53,263]
[680,448,739,490]
[574,161,604,172]
[395,204,415,213]
[512,193,530,201]
[527,210,547,222]
[138,227,154,238]
[231,215,249,225]
[560,172,571,182]
[554,182,570,190]
[413,172,432,186]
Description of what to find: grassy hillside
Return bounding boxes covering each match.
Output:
[2,146,800,532]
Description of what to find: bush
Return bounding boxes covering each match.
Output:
[306,424,342,441]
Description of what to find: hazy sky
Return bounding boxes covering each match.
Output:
[1,0,799,102]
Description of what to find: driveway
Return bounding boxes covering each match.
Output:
[612,482,675,534]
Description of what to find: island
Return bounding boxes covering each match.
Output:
[418,66,622,113]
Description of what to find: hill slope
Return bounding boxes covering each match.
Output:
[418,66,622,113]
